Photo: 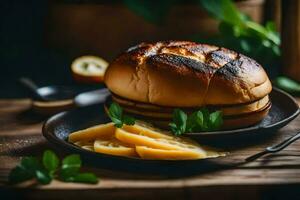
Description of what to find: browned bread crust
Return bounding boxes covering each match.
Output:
[104,41,272,107]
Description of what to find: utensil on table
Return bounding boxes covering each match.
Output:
[245,131,300,162]
[19,77,110,115]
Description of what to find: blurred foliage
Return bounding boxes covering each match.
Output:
[123,0,281,72]
[198,0,280,68]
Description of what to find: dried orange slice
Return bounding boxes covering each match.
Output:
[94,138,136,157]
[136,146,204,160]
[68,122,115,142]
[71,56,109,83]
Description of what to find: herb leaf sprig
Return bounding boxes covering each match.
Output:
[108,102,136,128]
[169,109,187,136]
[169,108,223,135]
[9,150,98,185]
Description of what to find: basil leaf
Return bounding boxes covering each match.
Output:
[108,102,123,119]
[110,117,123,128]
[209,111,223,130]
[35,169,52,185]
[170,109,187,135]
[187,111,204,132]
[43,150,59,176]
[200,108,210,131]
[108,102,136,127]
[169,122,181,136]
[21,157,41,173]
[61,154,81,178]
[8,165,35,184]
[123,115,136,125]
[64,173,99,184]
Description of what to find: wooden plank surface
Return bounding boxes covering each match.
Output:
[1,98,300,193]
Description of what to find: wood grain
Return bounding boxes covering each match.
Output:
[0,98,300,198]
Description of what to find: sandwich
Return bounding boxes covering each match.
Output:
[104,41,272,130]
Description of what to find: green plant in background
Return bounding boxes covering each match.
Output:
[197,0,280,70]
[124,0,300,95]
[124,0,280,70]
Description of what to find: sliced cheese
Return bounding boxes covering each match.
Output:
[123,123,173,139]
[136,146,205,160]
[94,138,136,157]
[68,122,115,142]
[115,128,206,157]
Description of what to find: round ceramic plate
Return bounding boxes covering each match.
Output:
[42,88,299,173]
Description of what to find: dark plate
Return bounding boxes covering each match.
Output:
[42,88,299,174]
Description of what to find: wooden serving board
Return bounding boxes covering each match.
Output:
[1,99,300,199]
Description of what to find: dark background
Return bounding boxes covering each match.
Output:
[1,1,76,98]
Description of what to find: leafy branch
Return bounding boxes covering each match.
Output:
[9,150,98,185]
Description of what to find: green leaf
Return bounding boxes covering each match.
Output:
[8,150,98,186]
[64,173,99,184]
[8,166,35,184]
[9,156,50,185]
[108,102,136,128]
[186,110,204,132]
[199,0,223,20]
[272,44,281,56]
[123,115,136,125]
[266,21,276,32]
[43,150,59,176]
[108,102,123,119]
[35,169,52,185]
[61,154,82,179]
[239,39,252,52]
[21,157,41,173]
[209,111,223,130]
[200,108,210,131]
[274,76,300,93]
[221,0,244,26]
[110,117,123,128]
[170,109,187,135]
[199,0,244,26]
[245,21,280,46]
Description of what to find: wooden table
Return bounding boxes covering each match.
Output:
[1,99,300,200]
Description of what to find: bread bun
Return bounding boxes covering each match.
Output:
[104,41,272,107]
